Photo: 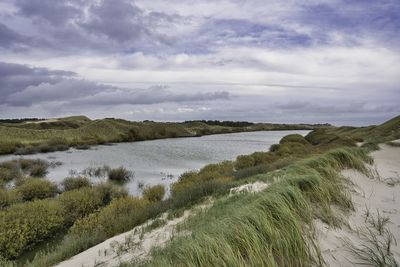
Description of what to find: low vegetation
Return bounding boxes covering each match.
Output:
[142,185,166,202]
[61,176,91,192]
[0,116,327,155]
[16,179,58,201]
[0,159,51,186]
[108,167,134,182]
[0,115,398,266]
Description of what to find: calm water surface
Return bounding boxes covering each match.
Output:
[0,130,309,195]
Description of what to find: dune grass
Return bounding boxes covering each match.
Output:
[127,148,371,267]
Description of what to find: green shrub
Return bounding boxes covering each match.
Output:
[143,185,165,202]
[269,143,280,152]
[0,165,22,184]
[59,187,104,225]
[234,155,255,170]
[0,199,64,259]
[27,160,49,177]
[61,177,91,192]
[93,182,128,205]
[280,134,309,144]
[0,188,20,209]
[108,167,133,182]
[69,197,151,236]
[16,179,57,201]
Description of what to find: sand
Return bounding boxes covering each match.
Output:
[316,144,400,266]
[55,199,213,267]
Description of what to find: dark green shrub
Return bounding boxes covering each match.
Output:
[61,177,91,192]
[143,185,165,202]
[16,179,57,201]
[69,197,151,236]
[234,155,255,170]
[280,134,309,144]
[108,167,133,182]
[28,160,49,177]
[93,182,128,205]
[0,188,20,209]
[269,143,280,152]
[59,187,104,225]
[0,199,64,259]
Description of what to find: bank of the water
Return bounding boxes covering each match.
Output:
[0,130,309,195]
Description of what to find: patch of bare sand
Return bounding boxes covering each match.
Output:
[316,144,400,266]
[55,199,213,267]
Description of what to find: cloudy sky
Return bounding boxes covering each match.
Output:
[0,0,399,125]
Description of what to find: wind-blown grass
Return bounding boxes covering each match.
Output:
[129,148,372,267]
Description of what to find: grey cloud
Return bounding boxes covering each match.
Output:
[0,23,27,49]
[1,62,231,107]
[15,0,82,25]
[81,0,146,43]
[74,86,230,106]
[0,61,76,97]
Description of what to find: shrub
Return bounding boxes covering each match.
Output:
[280,134,309,144]
[269,144,280,152]
[61,176,91,192]
[0,199,64,259]
[0,188,20,209]
[93,182,129,205]
[59,187,104,225]
[108,167,133,182]
[143,185,165,202]
[0,165,22,184]
[28,160,49,177]
[70,197,151,236]
[234,155,255,170]
[16,179,58,201]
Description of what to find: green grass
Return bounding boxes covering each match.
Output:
[131,148,372,267]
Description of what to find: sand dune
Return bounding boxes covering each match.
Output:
[316,144,400,266]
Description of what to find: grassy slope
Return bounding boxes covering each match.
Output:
[0,116,324,155]
[129,116,399,267]
[308,115,400,144]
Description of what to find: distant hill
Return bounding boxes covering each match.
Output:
[0,116,329,155]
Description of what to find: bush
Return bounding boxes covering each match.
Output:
[28,160,49,177]
[0,165,22,184]
[0,188,20,209]
[269,144,280,152]
[59,187,104,225]
[280,134,309,144]
[234,155,255,170]
[70,197,151,236]
[143,185,165,202]
[0,199,64,259]
[108,167,133,182]
[16,179,58,201]
[61,177,91,192]
[93,182,129,205]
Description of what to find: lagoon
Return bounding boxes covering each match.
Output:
[0,130,309,195]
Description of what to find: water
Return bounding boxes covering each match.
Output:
[0,130,309,195]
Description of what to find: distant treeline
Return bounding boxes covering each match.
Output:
[0,118,45,123]
[185,120,255,127]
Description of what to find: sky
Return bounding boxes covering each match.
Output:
[0,0,399,125]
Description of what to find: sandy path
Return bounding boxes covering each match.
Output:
[316,144,400,266]
[55,200,212,267]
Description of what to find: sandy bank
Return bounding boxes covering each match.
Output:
[316,144,400,266]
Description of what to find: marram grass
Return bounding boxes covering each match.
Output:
[130,148,372,267]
